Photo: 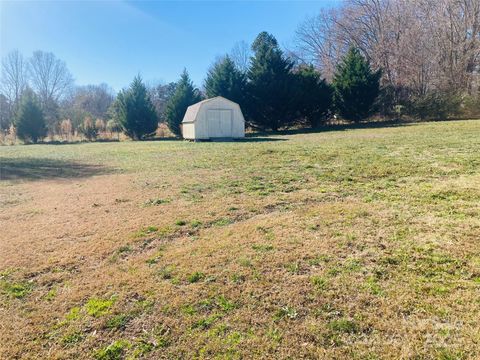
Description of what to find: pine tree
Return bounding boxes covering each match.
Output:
[295,65,333,128]
[164,69,201,137]
[247,32,297,131]
[204,55,246,106]
[15,90,46,144]
[332,47,381,122]
[115,75,158,140]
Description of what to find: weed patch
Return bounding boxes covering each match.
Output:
[274,306,298,321]
[216,295,236,312]
[132,226,158,238]
[0,280,32,299]
[311,276,328,290]
[145,251,163,266]
[85,297,116,318]
[285,261,301,274]
[105,314,130,330]
[94,340,130,360]
[156,265,175,280]
[212,217,233,227]
[192,314,221,330]
[187,272,205,283]
[61,331,84,346]
[143,198,170,207]
[328,318,358,334]
[252,244,274,252]
[190,219,203,228]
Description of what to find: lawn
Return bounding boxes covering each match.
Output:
[1,120,479,359]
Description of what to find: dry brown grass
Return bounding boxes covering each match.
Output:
[1,120,479,359]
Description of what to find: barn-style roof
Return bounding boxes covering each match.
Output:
[182,96,240,123]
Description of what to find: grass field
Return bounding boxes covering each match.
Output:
[1,120,480,359]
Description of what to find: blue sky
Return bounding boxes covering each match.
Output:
[1,0,338,91]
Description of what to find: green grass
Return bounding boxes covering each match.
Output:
[61,331,85,346]
[1,120,480,359]
[85,297,116,317]
[311,275,328,290]
[274,306,298,321]
[1,280,32,299]
[105,314,130,330]
[328,318,358,334]
[187,271,205,283]
[94,340,130,360]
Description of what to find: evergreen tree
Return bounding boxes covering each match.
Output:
[204,55,246,106]
[15,90,46,144]
[115,75,158,140]
[164,69,201,137]
[247,31,297,131]
[332,47,381,122]
[295,65,333,128]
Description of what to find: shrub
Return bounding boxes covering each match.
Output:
[95,119,106,132]
[460,94,480,118]
[106,119,121,140]
[115,76,158,140]
[405,91,461,120]
[294,65,332,128]
[79,117,98,141]
[332,47,381,122]
[59,119,73,140]
[164,69,201,137]
[15,90,46,144]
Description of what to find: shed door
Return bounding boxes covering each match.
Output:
[207,109,232,138]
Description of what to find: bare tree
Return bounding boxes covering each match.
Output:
[230,41,252,73]
[293,0,480,102]
[147,81,177,122]
[29,51,74,106]
[0,49,28,109]
[433,0,480,93]
[60,83,114,130]
[29,51,74,129]
[73,83,114,119]
[294,8,347,81]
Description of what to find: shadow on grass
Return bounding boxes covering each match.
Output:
[248,119,417,137]
[41,137,181,145]
[0,157,111,182]
[237,137,287,142]
[35,138,121,146]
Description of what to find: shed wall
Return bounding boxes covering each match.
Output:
[195,98,244,139]
[182,123,195,140]
[182,97,245,140]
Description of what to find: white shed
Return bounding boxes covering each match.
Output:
[181,96,245,140]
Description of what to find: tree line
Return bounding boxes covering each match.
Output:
[0,33,382,143]
[293,0,480,120]
[1,0,479,143]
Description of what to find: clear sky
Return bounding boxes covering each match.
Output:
[1,0,338,91]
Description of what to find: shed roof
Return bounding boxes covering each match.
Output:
[181,96,240,123]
